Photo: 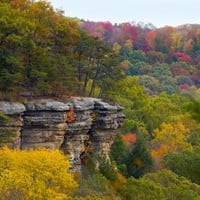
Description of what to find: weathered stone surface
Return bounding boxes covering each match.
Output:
[25,99,71,111]
[71,97,95,111]
[0,102,25,115]
[0,98,125,171]
[0,102,25,149]
[90,130,117,159]
[23,111,67,127]
[94,99,118,112]
[62,134,89,163]
[0,114,23,149]
[60,98,125,170]
[22,111,67,149]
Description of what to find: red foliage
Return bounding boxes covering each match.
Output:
[121,22,137,41]
[171,65,190,76]
[174,52,191,64]
[179,84,190,90]
[66,108,76,123]
[122,133,137,147]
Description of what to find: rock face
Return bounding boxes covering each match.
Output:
[21,99,72,149]
[0,98,125,170]
[0,102,25,148]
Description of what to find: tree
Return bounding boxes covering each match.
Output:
[171,31,184,51]
[110,134,129,176]
[141,93,183,133]
[185,97,200,123]
[126,133,153,178]
[129,50,147,63]
[164,147,200,184]
[72,33,124,97]
[120,176,165,200]
[0,0,80,98]
[146,51,165,64]
[174,52,191,64]
[138,75,162,94]
[127,61,152,76]
[73,171,120,200]
[144,169,200,200]
[151,121,192,170]
[0,147,77,200]
[120,169,200,200]
[0,2,30,93]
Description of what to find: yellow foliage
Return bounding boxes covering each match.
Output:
[113,42,121,53]
[151,121,192,170]
[0,147,78,200]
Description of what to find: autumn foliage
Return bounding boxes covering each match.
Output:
[151,121,192,170]
[0,147,77,200]
[122,133,137,147]
[66,108,76,123]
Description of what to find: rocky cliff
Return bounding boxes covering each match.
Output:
[0,98,125,170]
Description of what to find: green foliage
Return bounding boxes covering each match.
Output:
[119,119,138,133]
[110,134,129,176]
[0,112,11,124]
[141,93,183,133]
[84,151,118,181]
[0,0,80,98]
[164,147,200,184]
[139,75,162,94]
[69,195,111,200]
[188,130,200,146]
[184,97,200,123]
[144,169,200,200]
[0,129,17,146]
[130,50,147,63]
[146,51,165,64]
[98,158,118,181]
[110,133,153,178]
[120,169,200,200]
[73,171,119,200]
[120,177,165,200]
[126,133,153,178]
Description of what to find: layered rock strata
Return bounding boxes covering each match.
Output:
[0,98,125,170]
[0,102,25,148]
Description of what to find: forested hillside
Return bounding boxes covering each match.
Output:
[1,0,200,199]
[0,0,124,100]
[80,21,200,95]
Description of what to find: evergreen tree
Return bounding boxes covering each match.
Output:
[127,133,153,178]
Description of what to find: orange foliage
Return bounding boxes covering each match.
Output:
[66,108,76,123]
[146,30,156,49]
[133,157,144,168]
[122,133,137,147]
[111,173,126,191]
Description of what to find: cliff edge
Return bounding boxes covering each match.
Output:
[0,98,125,170]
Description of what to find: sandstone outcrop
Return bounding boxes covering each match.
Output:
[0,98,125,170]
[0,102,25,148]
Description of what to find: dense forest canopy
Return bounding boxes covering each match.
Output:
[0,0,126,100]
[1,0,200,199]
[1,0,200,100]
